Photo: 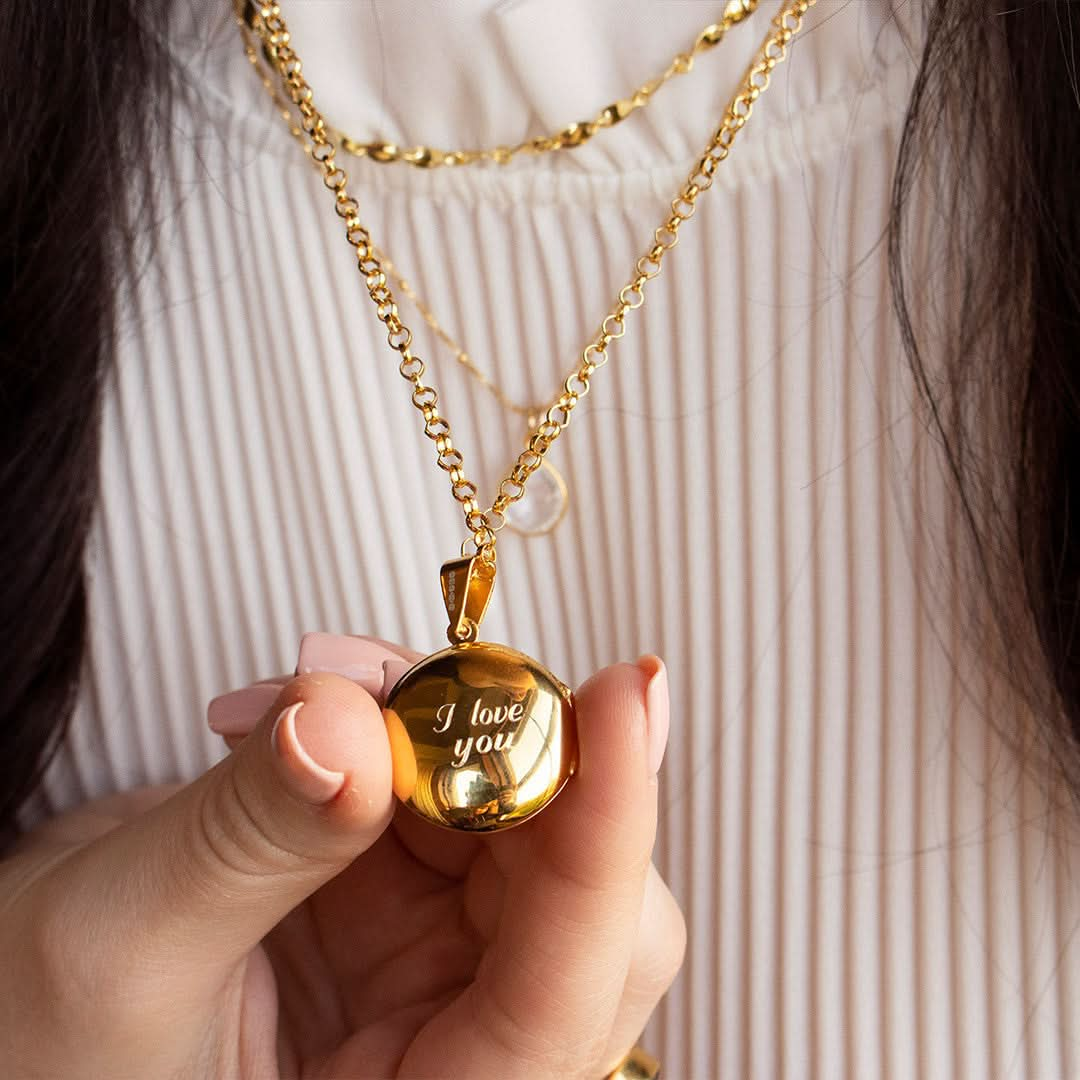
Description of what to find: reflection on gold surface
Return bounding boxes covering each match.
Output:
[382,642,577,832]
[382,707,417,801]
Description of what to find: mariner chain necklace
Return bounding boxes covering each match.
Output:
[238,0,762,168]
[245,0,815,832]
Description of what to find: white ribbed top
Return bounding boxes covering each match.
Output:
[22,2,1080,1076]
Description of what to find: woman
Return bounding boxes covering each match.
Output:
[2,0,1078,1076]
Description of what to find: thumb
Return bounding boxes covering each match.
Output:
[42,673,393,995]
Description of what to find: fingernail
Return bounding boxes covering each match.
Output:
[637,655,670,776]
[208,683,283,735]
[296,632,404,695]
[381,659,414,701]
[270,701,347,804]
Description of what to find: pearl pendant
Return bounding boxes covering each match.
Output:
[504,459,568,536]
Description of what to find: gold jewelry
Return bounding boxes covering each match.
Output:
[240,20,579,533]
[377,252,543,423]
[237,0,760,168]
[377,250,570,536]
[246,0,815,832]
[605,1045,662,1079]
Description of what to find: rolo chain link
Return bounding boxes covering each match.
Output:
[238,0,761,169]
[250,0,816,560]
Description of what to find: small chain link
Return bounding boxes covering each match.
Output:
[248,0,816,559]
[237,0,760,169]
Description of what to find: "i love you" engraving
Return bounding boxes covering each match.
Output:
[433,699,527,768]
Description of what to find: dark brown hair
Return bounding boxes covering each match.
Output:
[0,1,170,842]
[891,0,1080,793]
[2,0,1079,839]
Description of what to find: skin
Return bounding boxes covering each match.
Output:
[0,637,685,1079]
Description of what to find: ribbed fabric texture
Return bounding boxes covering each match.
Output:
[22,2,1080,1075]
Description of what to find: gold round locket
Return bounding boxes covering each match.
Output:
[383,641,577,832]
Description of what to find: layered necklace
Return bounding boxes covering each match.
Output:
[241,0,815,833]
[238,1,765,535]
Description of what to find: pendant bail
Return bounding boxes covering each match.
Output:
[440,554,496,644]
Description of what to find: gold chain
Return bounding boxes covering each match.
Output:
[376,252,544,422]
[237,0,760,168]
[239,19,553,419]
[248,0,816,560]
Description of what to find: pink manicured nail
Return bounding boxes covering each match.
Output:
[637,655,670,776]
[381,659,414,701]
[296,632,405,695]
[208,683,283,735]
[270,701,346,804]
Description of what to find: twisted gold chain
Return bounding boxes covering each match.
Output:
[248,0,816,560]
[237,0,760,168]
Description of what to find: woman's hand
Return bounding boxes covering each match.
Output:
[0,634,684,1079]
